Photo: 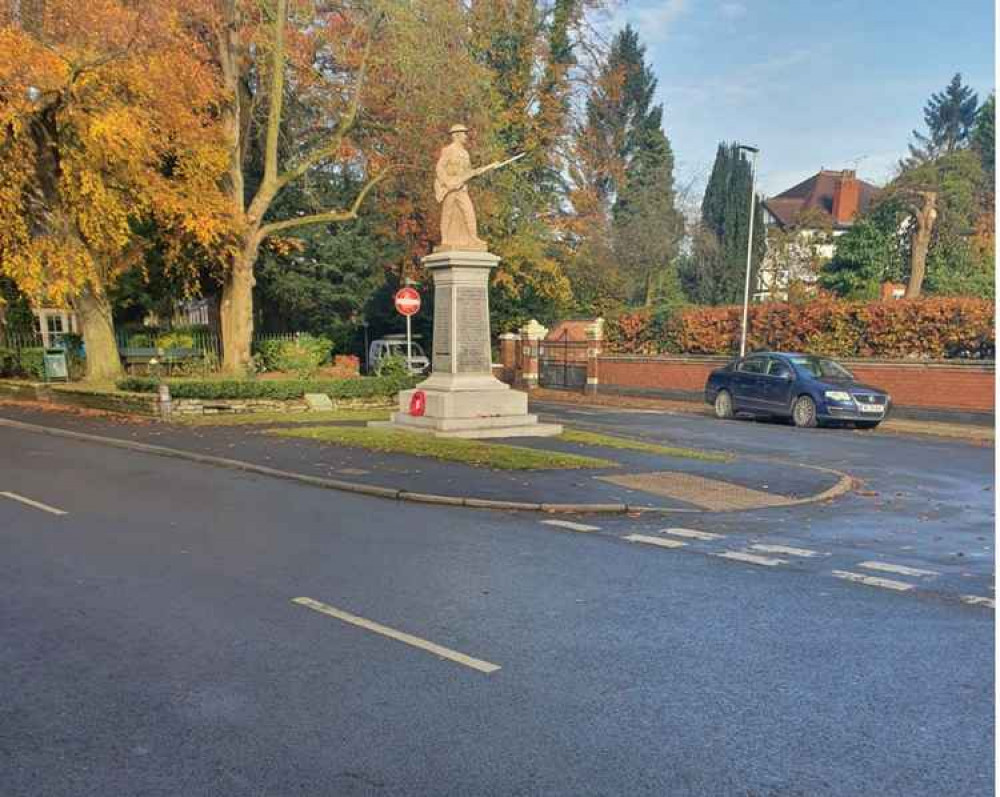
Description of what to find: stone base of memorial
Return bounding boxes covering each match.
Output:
[375,249,562,439]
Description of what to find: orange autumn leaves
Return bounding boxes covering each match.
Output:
[0,0,234,306]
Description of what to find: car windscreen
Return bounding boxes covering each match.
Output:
[387,342,426,357]
[789,356,854,380]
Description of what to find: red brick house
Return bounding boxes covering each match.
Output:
[758,169,880,300]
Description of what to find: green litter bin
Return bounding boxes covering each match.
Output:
[43,349,69,381]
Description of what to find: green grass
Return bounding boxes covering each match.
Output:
[267,426,617,470]
[172,408,393,426]
[560,428,732,462]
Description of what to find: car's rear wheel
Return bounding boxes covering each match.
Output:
[792,395,818,428]
[714,389,734,420]
[855,420,881,430]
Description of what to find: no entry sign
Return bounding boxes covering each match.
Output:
[394,287,421,316]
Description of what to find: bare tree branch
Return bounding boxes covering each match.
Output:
[256,165,393,239]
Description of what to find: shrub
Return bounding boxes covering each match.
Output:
[374,353,410,378]
[0,346,16,377]
[257,334,332,377]
[127,332,155,348]
[156,331,196,350]
[116,374,418,400]
[17,347,45,379]
[605,297,995,360]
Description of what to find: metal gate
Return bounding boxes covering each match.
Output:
[539,331,588,390]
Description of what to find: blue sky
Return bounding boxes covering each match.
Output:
[597,0,995,198]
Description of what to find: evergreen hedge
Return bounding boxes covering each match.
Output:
[606,297,994,360]
[116,374,418,400]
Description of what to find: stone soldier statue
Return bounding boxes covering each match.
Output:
[434,124,523,252]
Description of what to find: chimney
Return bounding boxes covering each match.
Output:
[832,169,860,225]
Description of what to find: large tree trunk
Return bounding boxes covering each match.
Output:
[905,191,938,299]
[76,284,122,382]
[220,247,256,375]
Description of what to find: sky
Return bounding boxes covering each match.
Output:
[596,0,996,200]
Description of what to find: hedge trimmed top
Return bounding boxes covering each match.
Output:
[607,297,995,360]
[117,374,417,400]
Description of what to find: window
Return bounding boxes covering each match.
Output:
[767,358,791,378]
[738,357,766,374]
[46,314,65,334]
[789,356,854,380]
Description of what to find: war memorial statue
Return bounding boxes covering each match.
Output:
[374,125,559,438]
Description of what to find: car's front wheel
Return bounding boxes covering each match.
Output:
[714,389,734,420]
[792,395,818,428]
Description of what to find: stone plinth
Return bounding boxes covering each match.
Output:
[376,250,561,439]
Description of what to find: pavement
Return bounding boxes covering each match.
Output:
[0,405,994,796]
[0,401,849,512]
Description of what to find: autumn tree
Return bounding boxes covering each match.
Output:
[0,0,231,380]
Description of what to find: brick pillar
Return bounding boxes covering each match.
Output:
[498,332,519,384]
[584,317,604,395]
[519,319,548,391]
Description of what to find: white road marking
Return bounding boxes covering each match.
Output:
[661,527,722,541]
[961,596,995,609]
[858,561,939,578]
[715,551,786,567]
[750,544,819,558]
[623,534,686,549]
[832,570,914,592]
[541,520,601,533]
[292,597,500,674]
[0,491,67,516]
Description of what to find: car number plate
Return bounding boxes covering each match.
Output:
[859,404,884,413]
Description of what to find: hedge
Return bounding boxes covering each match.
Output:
[116,374,418,400]
[606,297,995,360]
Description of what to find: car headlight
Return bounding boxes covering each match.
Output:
[824,390,852,402]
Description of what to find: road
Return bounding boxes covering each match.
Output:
[0,407,994,796]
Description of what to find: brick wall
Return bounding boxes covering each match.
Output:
[596,355,995,413]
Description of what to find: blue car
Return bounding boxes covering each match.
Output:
[704,352,891,429]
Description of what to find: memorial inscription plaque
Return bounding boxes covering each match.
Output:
[432,285,452,372]
[456,286,489,372]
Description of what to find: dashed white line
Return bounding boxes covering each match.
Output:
[750,544,819,558]
[961,596,995,609]
[858,561,939,578]
[661,527,722,541]
[832,570,914,592]
[715,551,786,567]
[623,534,687,549]
[0,491,67,516]
[541,520,601,533]
[292,597,501,674]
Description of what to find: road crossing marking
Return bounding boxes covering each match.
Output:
[961,596,995,609]
[858,561,939,578]
[623,533,686,549]
[715,551,786,567]
[0,491,67,516]
[292,597,501,675]
[750,544,819,558]
[832,570,914,592]
[661,527,722,541]
[541,520,601,533]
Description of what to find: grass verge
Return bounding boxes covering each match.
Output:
[173,408,393,426]
[560,428,732,462]
[268,426,617,470]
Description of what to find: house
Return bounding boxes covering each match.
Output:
[757,169,880,301]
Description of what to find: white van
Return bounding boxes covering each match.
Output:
[368,335,430,375]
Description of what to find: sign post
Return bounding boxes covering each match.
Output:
[393,286,421,373]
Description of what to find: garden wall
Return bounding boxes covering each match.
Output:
[594,355,995,416]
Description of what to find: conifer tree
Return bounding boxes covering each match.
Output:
[904,73,980,167]
[683,143,765,305]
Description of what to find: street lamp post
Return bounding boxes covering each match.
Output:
[736,144,759,359]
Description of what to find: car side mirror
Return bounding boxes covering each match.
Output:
[782,371,793,381]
